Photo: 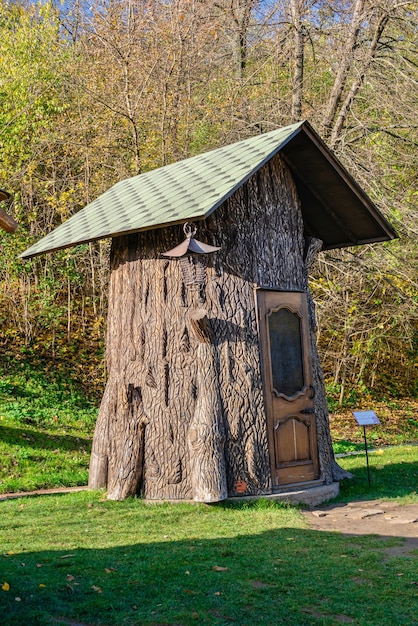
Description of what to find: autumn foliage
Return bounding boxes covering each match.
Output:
[0,0,417,402]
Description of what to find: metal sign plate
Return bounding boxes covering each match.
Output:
[353,411,381,426]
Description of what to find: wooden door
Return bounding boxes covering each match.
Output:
[257,290,319,488]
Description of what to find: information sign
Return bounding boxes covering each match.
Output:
[352,410,380,486]
[353,411,380,426]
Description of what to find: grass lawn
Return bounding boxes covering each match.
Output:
[0,363,417,624]
[336,444,418,503]
[0,363,96,494]
[1,493,417,626]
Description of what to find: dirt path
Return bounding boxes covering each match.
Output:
[303,499,418,555]
[0,486,88,501]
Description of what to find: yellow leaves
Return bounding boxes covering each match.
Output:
[47,188,78,220]
[2,582,10,591]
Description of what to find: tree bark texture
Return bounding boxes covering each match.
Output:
[290,0,305,122]
[88,153,343,500]
[303,237,352,483]
[188,309,227,502]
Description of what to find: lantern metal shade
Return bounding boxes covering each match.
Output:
[162,223,220,258]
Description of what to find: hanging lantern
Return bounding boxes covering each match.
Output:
[162,223,220,289]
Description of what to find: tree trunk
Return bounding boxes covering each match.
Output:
[290,0,305,122]
[329,11,390,148]
[321,0,365,137]
[89,153,344,499]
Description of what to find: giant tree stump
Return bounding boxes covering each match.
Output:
[88,153,346,500]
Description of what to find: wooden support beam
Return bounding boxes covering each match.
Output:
[0,190,17,233]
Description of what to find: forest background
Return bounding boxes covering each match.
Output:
[0,0,417,415]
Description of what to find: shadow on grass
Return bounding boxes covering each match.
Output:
[1,524,416,626]
[0,424,91,453]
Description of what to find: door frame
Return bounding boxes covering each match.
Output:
[256,288,320,490]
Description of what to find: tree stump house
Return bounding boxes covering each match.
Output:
[21,121,397,503]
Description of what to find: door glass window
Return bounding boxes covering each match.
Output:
[268,308,304,397]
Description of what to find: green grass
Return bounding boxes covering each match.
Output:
[0,363,417,624]
[0,363,97,432]
[336,445,418,503]
[1,492,417,626]
[0,422,91,493]
[0,363,97,494]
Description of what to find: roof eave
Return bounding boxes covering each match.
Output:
[296,122,398,243]
[19,120,398,258]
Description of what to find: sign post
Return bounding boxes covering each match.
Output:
[352,411,381,487]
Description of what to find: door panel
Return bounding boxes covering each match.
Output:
[257,290,319,488]
[268,308,305,397]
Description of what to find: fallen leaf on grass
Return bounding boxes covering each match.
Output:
[2,582,10,591]
[91,585,102,593]
[213,566,229,572]
[15,597,21,602]
[61,554,75,559]
[66,574,75,581]
[105,567,117,573]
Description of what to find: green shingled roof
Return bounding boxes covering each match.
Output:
[21,123,302,259]
[20,121,397,259]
